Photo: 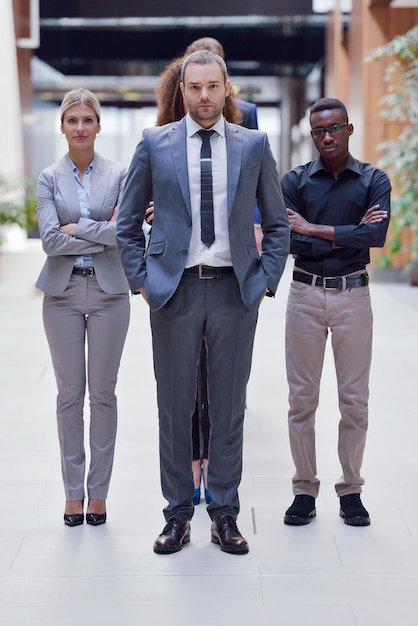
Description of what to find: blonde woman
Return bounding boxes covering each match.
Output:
[36,88,130,526]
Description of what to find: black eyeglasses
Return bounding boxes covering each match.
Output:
[310,123,349,138]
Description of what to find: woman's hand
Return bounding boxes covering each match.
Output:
[133,285,149,304]
[59,223,77,236]
[110,204,119,222]
[145,201,154,224]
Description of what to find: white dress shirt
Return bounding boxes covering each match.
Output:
[185,114,232,268]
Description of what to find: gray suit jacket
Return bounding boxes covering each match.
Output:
[36,152,129,295]
[116,118,289,310]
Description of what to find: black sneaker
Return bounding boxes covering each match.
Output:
[339,494,370,526]
[284,495,316,525]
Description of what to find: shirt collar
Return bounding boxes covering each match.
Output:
[310,153,361,177]
[185,113,225,139]
[70,159,94,176]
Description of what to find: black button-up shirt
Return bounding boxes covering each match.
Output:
[281,154,391,276]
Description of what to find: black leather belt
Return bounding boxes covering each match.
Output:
[184,265,234,279]
[293,271,368,290]
[72,267,95,277]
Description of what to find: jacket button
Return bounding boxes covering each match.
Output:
[181,249,188,255]
[187,220,192,227]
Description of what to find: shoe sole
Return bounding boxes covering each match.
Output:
[153,533,191,554]
[211,534,249,554]
[340,512,370,526]
[283,509,316,526]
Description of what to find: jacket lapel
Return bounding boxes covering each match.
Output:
[167,119,242,218]
[225,122,242,217]
[168,119,192,216]
[90,153,111,218]
[55,155,79,223]
[55,153,111,222]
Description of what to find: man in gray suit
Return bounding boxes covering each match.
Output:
[117,50,289,554]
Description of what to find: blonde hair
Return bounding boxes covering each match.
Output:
[60,88,101,123]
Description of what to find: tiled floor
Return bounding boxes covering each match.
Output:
[1,240,418,625]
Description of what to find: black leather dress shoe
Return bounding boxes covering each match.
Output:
[211,515,249,554]
[86,512,107,526]
[64,513,84,527]
[153,517,191,554]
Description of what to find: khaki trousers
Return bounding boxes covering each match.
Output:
[285,275,373,498]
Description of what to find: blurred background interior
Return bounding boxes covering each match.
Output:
[1,0,418,275]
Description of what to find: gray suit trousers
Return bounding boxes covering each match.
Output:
[150,273,259,522]
[43,273,130,501]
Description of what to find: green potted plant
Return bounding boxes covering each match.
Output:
[366,26,418,285]
[0,175,38,248]
[24,178,39,239]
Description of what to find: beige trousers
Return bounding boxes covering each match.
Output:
[285,276,373,498]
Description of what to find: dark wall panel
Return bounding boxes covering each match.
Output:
[38,1,324,79]
[41,0,314,18]
[37,26,324,76]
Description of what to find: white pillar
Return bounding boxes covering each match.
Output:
[0,0,26,250]
[0,0,24,178]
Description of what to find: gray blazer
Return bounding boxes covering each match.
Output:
[36,152,129,295]
[116,118,290,310]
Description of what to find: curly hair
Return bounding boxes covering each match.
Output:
[155,55,243,126]
[184,37,225,58]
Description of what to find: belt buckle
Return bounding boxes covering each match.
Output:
[198,264,213,279]
[323,276,339,290]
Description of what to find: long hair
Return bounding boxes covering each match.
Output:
[155,57,184,125]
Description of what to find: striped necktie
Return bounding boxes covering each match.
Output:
[198,129,215,247]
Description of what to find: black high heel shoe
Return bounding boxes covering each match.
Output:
[64,513,84,527]
[86,499,107,525]
[86,512,107,526]
[64,500,84,526]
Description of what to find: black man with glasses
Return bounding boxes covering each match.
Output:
[281,98,391,527]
